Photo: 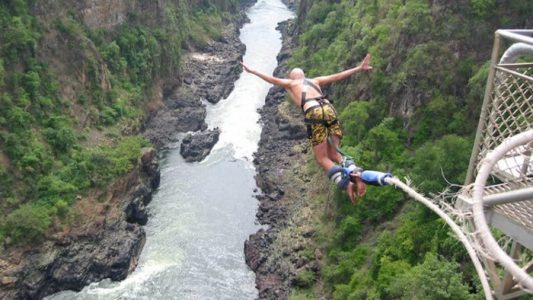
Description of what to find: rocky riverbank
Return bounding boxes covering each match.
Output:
[142,21,246,150]
[0,9,248,300]
[245,18,322,299]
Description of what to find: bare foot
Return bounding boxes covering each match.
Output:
[346,182,357,205]
[352,174,366,198]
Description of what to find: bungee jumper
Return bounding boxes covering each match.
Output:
[242,54,391,204]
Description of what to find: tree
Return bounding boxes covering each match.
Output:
[387,253,476,299]
[411,134,471,193]
[363,117,404,165]
[339,101,371,145]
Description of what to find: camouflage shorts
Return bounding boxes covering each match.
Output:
[304,104,343,146]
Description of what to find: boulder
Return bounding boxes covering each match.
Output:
[180,128,221,162]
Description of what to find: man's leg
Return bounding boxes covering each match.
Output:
[326,135,342,164]
[313,141,335,171]
[326,135,366,201]
[309,120,360,204]
[314,140,359,204]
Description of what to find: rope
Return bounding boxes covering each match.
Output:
[327,135,351,159]
[383,176,493,300]
[327,133,492,298]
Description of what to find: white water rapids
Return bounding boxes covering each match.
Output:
[46,0,293,299]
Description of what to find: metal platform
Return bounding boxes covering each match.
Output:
[458,178,533,251]
[455,29,533,299]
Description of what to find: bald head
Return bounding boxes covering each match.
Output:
[289,68,305,80]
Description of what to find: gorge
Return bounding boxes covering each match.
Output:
[1,0,532,299]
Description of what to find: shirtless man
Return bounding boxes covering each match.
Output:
[241,54,372,203]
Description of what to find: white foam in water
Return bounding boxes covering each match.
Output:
[84,262,172,296]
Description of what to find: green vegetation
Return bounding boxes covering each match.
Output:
[289,0,533,298]
[0,0,238,245]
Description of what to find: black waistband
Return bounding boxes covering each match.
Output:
[304,118,338,126]
[303,100,332,115]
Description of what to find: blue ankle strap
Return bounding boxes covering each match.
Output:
[360,170,392,186]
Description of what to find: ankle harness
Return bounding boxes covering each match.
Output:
[342,158,363,176]
[327,165,351,190]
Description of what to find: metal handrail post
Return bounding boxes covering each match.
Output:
[465,32,501,184]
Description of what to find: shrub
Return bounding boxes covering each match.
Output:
[3,204,51,244]
[376,256,412,298]
[0,166,12,198]
[100,41,127,73]
[294,270,316,288]
[6,106,32,130]
[18,141,53,175]
[43,117,77,153]
[339,101,371,145]
[362,117,405,165]
[2,16,39,61]
[37,175,77,206]
[470,0,496,19]
[54,199,70,219]
[23,70,40,100]
[334,216,363,249]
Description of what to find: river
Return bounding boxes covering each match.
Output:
[46,0,293,299]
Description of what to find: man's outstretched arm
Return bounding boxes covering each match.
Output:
[314,54,372,85]
[241,62,292,88]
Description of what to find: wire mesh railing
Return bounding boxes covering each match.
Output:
[466,30,533,186]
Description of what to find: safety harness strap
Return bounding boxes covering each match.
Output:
[305,79,323,95]
[300,79,328,111]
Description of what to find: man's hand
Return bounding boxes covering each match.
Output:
[240,62,291,87]
[347,182,357,205]
[360,54,372,72]
[346,173,366,205]
[240,62,252,73]
[353,174,366,198]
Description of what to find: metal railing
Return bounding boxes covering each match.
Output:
[465,29,533,186]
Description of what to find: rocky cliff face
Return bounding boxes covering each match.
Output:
[0,148,159,300]
[80,0,161,30]
[35,0,164,30]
